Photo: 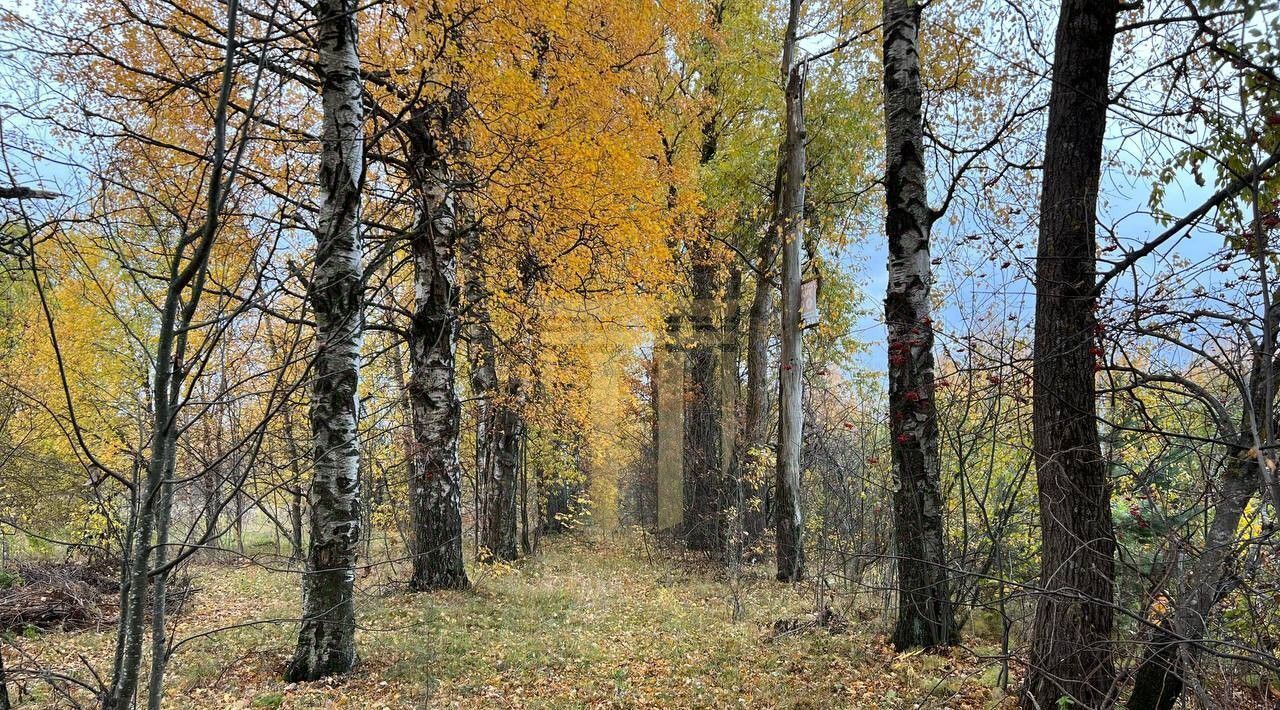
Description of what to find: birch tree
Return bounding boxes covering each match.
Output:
[881,0,952,650]
[403,102,470,591]
[774,0,806,583]
[286,0,366,681]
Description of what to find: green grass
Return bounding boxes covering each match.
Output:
[7,532,1010,708]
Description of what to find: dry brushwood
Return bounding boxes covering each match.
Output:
[0,579,101,631]
[0,562,195,632]
[13,560,119,594]
[769,606,849,640]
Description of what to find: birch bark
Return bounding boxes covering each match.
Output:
[404,105,469,591]
[774,0,806,583]
[286,0,365,681]
[882,0,952,650]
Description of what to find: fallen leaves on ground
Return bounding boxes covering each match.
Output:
[5,534,1019,708]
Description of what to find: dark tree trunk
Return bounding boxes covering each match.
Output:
[290,487,305,561]
[465,246,497,561]
[100,0,240,698]
[146,452,177,710]
[683,240,725,553]
[774,0,806,583]
[1022,0,1119,707]
[883,0,953,651]
[203,464,222,551]
[282,408,308,562]
[482,379,523,561]
[464,233,522,563]
[740,222,777,555]
[721,262,745,558]
[642,352,661,528]
[404,105,469,592]
[235,487,246,556]
[286,0,365,682]
[543,481,574,534]
[676,1,728,555]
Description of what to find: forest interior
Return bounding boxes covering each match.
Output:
[0,0,1278,707]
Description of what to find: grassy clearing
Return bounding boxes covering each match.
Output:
[6,532,1015,708]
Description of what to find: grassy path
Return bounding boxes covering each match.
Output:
[11,534,1011,708]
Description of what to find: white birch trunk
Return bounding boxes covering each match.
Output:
[882,0,952,650]
[404,107,469,591]
[286,0,365,681]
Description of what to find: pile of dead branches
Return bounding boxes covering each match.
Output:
[11,560,119,594]
[0,560,195,632]
[768,605,850,641]
[0,576,102,631]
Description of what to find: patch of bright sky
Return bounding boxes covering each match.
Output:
[836,0,1271,378]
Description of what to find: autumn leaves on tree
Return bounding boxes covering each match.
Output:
[1,0,1279,708]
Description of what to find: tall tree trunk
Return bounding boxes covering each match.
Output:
[464,233,522,563]
[286,0,365,682]
[741,213,778,557]
[464,228,498,559]
[388,337,416,552]
[644,352,661,528]
[404,108,469,591]
[883,0,952,651]
[235,486,246,556]
[721,262,744,558]
[101,1,239,702]
[656,312,686,532]
[676,1,728,554]
[683,240,724,553]
[1022,0,1119,706]
[774,0,806,583]
[290,487,305,561]
[543,481,573,534]
[146,450,177,710]
[110,472,167,707]
[282,407,308,562]
[482,379,523,561]
[203,462,221,551]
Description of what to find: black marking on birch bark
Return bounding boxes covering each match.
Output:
[287,0,365,683]
[883,0,952,651]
